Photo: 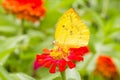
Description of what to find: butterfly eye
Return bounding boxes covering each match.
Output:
[52,41,56,45]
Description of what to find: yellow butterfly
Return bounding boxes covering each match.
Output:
[54,8,90,49]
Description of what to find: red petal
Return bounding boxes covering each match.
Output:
[39,57,51,65]
[77,56,84,61]
[79,46,89,54]
[36,54,41,61]
[67,61,76,69]
[36,54,48,61]
[69,46,89,56]
[49,63,57,73]
[34,60,41,70]
[68,55,83,61]
[44,61,52,68]
[58,60,66,72]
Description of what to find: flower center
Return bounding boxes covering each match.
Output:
[50,46,69,60]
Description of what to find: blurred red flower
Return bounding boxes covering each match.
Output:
[2,0,46,22]
[34,46,89,73]
[94,55,119,80]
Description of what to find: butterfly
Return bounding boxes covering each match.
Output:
[54,8,90,49]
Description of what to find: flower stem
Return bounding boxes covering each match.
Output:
[101,0,109,17]
[21,19,25,34]
[60,71,66,80]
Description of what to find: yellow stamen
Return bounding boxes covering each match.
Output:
[50,46,69,60]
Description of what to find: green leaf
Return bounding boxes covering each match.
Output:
[36,68,60,80]
[10,73,35,80]
[0,26,16,33]
[104,15,120,36]
[113,58,120,74]
[76,53,93,70]
[66,68,81,80]
[0,36,26,65]
[40,0,75,31]
[89,73,104,80]
[0,65,12,80]
[86,53,100,74]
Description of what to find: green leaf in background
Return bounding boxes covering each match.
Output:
[66,68,81,80]
[0,26,16,34]
[0,36,26,65]
[40,0,75,31]
[103,15,120,37]
[89,73,104,80]
[113,58,120,74]
[10,73,35,80]
[76,53,93,77]
[0,65,36,80]
[86,53,100,74]
[36,68,60,80]
[0,65,12,80]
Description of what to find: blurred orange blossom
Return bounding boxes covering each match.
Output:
[94,55,119,80]
[2,0,46,22]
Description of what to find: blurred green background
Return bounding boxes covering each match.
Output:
[0,0,120,80]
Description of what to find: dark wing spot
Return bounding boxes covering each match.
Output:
[62,25,65,28]
[62,25,68,31]
[70,31,73,35]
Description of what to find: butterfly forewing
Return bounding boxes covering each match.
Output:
[55,8,90,48]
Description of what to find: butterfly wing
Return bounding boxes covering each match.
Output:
[55,8,90,48]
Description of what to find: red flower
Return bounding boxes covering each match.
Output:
[94,55,119,79]
[2,0,46,22]
[34,46,89,73]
